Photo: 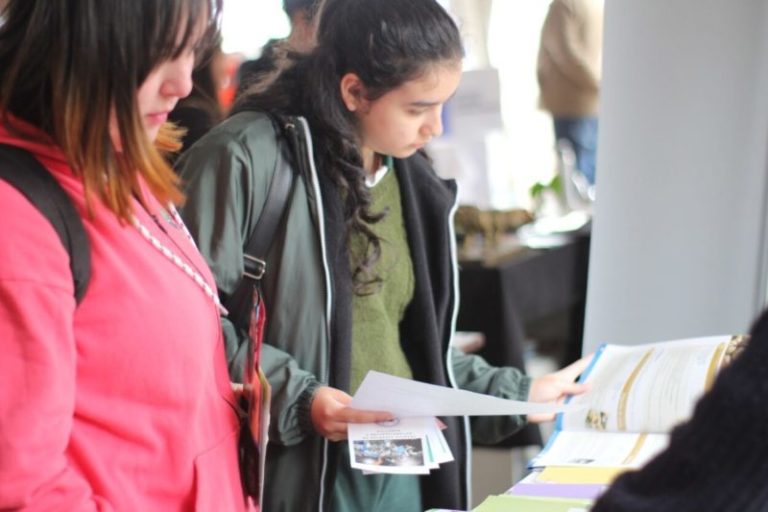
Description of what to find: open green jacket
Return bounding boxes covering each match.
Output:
[177,111,533,512]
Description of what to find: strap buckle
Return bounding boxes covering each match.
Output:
[243,254,266,280]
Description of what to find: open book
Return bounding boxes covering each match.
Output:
[530,334,748,470]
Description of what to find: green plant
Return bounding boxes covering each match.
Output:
[529,174,562,201]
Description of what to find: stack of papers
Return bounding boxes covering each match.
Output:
[508,470,610,499]
[474,494,592,512]
[349,417,452,475]
[473,472,603,511]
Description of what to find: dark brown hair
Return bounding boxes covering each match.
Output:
[0,0,221,220]
[235,0,463,293]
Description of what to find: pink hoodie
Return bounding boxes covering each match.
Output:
[0,121,254,511]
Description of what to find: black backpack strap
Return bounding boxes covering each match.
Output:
[0,144,91,303]
[222,114,303,331]
[240,114,300,282]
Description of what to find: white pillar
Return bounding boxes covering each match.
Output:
[583,0,768,351]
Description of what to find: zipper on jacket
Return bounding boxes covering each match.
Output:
[297,117,334,512]
[444,186,473,508]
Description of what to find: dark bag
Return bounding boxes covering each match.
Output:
[0,144,91,303]
[224,114,307,502]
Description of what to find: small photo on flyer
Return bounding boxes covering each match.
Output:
[353,439,426,469]
[349,418,433,474]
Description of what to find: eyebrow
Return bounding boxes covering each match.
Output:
[408,91,458,108]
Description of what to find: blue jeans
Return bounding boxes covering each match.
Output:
[554,116,599,185]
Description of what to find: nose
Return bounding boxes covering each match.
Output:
[161,52,196,100]
[424,106,444,139]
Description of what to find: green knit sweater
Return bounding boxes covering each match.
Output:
[348,167,415,394]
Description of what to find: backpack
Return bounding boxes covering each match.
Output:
[0,143,91,303]
[0,113,301,309]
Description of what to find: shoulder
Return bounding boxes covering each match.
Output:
[747,309,768,353]
[196,110,279,159]
[177,111,281,187]
[0,181,72,296]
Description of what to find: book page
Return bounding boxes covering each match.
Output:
[560,335,741,434]
[530,430,669,468]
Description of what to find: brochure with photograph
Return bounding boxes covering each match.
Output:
[348,417,453,475]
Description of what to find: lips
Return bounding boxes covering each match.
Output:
[146,111,170,125]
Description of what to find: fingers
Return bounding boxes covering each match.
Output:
[322,421,350,442]
[557,381,590,397]
[528,380,590,424]
[310,386,396,442]
[319,408,395,441]
[527,412,556,424]
[557,354,594,381]
[529,373,592,404]
[339,407,394,424]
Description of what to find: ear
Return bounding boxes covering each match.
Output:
[339,72,368,113]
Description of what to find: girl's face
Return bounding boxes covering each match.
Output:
[346,63,462,163]
[109,19,203,147]
[136,49,196,141]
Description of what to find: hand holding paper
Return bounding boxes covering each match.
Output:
[346,371,582,476]
[350,371,576,417]
[310,386,395,441]
[527,355,593,423]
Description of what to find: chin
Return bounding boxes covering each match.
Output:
[397,147,420,159]
[145,128,161,142]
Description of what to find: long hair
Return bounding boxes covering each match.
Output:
[234,0,463,293]
[0,0,221,221]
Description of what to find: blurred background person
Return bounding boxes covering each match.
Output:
[236,0,320,96]
[537,0,604,186]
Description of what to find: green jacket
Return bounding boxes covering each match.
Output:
[178,111,533,512]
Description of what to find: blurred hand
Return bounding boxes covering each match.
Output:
[527,355,593,423]
[310,386,394,441]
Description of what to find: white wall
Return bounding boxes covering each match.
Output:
[583,0,768,352]
[220,0,289,57]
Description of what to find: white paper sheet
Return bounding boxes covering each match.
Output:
[424,421,454,466]
[350,371,571,417]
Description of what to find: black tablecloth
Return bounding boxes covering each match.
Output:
[457,229,590,448]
